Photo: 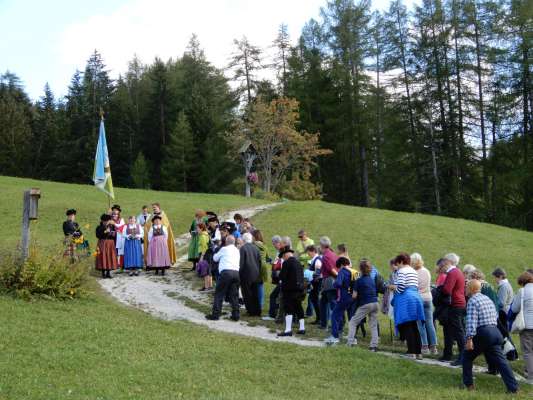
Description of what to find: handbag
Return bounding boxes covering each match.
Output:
[321,276,335,292]
[510,291,526,333]
[502,337,519,361]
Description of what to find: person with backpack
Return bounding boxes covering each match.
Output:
[346,259,380,350]
[277,248,306,337]
[324,257,354,345]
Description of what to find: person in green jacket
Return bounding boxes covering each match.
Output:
[296,230,314,266]
[252,229,270,311]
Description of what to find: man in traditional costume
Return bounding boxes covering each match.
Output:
[143,203,176,266]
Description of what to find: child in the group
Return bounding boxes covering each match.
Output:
[95,214,119,278]
[146,215,171,275]
[197,222,212,291]
[188,209,207,271]
[325,257,354,345]
[123,215,144,276]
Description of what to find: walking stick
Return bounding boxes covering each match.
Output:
[389,319,393,347]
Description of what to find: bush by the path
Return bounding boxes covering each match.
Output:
[0,251,88,300]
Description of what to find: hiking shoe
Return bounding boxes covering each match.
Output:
[346,340,357,347]
[416,354,423,360]
[438,356,452,362]
[402,354,417,360]
[421,345,430,355]
[230,315,240,322]
[277,331,293,337]
[324,336,340,345]
[430,345,439,355]
[296,330,306,335]
[205,314,219,321]
[369,347,378,352]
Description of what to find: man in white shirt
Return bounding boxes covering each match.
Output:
[137,205,151,227]
[206,235,241,321]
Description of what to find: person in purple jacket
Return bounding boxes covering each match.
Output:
[325,257,353,345]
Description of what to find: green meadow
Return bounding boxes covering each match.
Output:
[1,176,532,399]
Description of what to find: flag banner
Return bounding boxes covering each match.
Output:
[93,119,115,199]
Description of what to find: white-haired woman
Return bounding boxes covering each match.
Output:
[412,253,438,355]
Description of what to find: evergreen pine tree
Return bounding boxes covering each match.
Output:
[160,112,195,191]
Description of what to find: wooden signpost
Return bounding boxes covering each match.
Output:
[21,188,40,261]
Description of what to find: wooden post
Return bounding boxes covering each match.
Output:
[21,190,31,261]
[20,188,40,262]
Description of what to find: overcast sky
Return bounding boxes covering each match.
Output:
[0,0,418,100]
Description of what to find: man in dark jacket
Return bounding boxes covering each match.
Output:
[277,248,306,337]
[240,232,262,316]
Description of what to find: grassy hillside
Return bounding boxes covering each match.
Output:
[0,176,266,251]
[253,201,533,281]
[1,177,532,399]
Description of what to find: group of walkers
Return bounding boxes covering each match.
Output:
[62,203,177,277]
[63,205,533,393]
[187,212,533,393]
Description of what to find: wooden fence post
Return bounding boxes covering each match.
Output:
[20,188,40,262]
[21,190,31,261]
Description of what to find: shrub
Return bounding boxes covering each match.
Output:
[281,176,323,201]
[0,250,89,300]
[252,188,281,202]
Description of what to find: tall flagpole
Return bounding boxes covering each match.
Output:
[99,108,111,210]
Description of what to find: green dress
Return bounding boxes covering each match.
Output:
[254,241,270,283]
[188,219,200,262]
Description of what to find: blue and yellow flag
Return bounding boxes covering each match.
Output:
[92,119,115,199]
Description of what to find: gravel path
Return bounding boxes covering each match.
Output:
[99,202,525,380]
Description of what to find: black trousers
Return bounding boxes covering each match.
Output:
[212,270,240,318]
[283,291,305,320]
[309,280,321,321]
[268,285,281,318]
[443,307,466,360]
[241,280,261,316]
[398,320,422,354]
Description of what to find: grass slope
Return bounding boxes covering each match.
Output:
[0,290,523,400]
[1,177,532,399]
[253,201,533,281]
[0,176,266,251]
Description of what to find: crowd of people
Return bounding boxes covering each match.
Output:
[62,206,533,393]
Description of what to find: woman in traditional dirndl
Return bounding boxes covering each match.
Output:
[123,216,144,276]
[146,215,171,275]
[95,214,119,278]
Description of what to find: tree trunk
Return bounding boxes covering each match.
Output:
[396,8,421,202]
[473,7,489,218]
[375,49,383,208]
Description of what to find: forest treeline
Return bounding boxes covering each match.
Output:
[0,0,531,230]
